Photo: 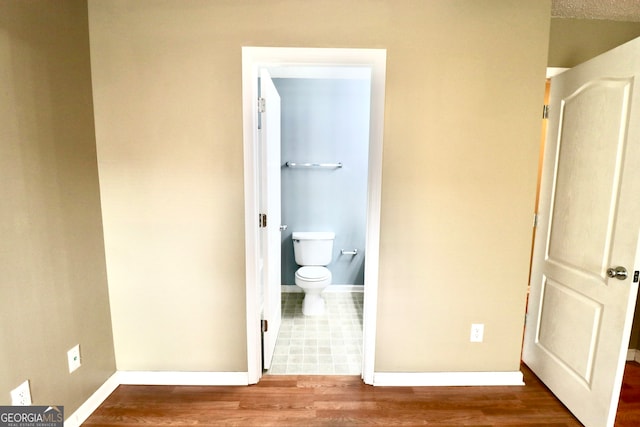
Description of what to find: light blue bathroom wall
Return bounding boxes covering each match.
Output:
[273,78,370,286]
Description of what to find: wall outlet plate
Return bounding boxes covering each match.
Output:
[67,344,81,373]
[11,380,32,406]
[470,323,484,343]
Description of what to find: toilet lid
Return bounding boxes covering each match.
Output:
[296,266,330,281]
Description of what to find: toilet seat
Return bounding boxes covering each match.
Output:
[295,266,331,282]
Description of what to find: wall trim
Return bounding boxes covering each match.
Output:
[372,370,525,387]
[627,349,640,362]
[64,372,120,427]
[243,47,386,385]
[281,284,364,293]
[546,67,569,78]
[117,371,250,386]
[64,369,526,424]
[65,371,250,425]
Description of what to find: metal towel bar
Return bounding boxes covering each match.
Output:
[286,162,342,169]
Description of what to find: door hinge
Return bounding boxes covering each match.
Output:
[542,104,549,119]
[533,213,538,228]
[259,213,267,228]
[261,319,268,333]
[258,97,266,113]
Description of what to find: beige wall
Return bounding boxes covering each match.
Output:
[549,18,640,68]
[0,0,115,413]
[631,299,640,350]
[89,0,550,373]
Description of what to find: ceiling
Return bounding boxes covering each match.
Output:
[552,0,640,22]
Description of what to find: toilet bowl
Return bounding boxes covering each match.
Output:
[295,266,332,316]
[292,231,335,316]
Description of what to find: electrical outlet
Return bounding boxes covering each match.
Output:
[10,380,32,406]
[67,344,81,373]
[470,323,484,342]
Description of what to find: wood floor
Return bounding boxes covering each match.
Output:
[83,363,640,426]
[617,361,640,427]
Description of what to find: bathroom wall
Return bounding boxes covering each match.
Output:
[274,78,370,286]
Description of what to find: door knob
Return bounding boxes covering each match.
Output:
[606,266,628,280]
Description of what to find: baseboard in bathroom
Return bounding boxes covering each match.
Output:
[628,349,639,362]
[327,284,364,293]
[281,284,364,293]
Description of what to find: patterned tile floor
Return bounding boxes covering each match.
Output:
[267,291,364,375]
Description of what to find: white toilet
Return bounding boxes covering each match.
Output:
[292,231,335,316]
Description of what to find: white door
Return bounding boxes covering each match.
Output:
[259,69,282,370]
[523,38,640,427]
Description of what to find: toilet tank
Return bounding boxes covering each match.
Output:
[292,232,335,266]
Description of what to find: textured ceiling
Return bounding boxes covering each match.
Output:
[552,0,640,21]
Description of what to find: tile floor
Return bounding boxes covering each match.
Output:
[267,291,364,375]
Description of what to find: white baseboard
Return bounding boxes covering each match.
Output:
[117,371,250,386]
[64,371,249,426]
[64,372,119,427]
[628,349,640,362]
[282,284,364,293]
[372,370,525,387]
[66,368,527,424]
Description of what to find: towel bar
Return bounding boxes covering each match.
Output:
[286,162,342,169]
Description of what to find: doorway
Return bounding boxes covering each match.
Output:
[241,47,387,385]
[267,71,370,375]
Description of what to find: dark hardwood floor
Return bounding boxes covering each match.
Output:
[616,361,640,427]
[83,363,640,426]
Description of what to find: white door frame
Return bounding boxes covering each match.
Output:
[241,47,387,384]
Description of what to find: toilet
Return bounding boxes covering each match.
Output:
[292,231,335,316]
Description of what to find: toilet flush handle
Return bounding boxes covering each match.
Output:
[279,224,288,232]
